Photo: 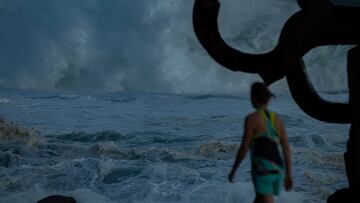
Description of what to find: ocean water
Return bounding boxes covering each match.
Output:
[0,89,349,203]
[0,0,356,202]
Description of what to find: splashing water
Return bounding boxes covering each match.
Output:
[0,89,349,202]
[0,0,355,94]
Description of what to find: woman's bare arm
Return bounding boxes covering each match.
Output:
[278,116,293,190]
[228,116,253,182]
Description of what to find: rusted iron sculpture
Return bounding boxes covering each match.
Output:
[193,0,360,201]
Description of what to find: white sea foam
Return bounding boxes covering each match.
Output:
[0,90,350,202]
[180,182,305,203]
[0,98,10,104]
[195,141,238,159]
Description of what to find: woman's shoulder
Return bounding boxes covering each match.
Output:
[246,111,263,123]
[246,111,258,118]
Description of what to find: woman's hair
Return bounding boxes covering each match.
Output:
[250,82,274,104]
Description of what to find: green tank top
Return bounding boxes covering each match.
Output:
[250,109,284,175]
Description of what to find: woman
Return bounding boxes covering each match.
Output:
[228,82,293,203]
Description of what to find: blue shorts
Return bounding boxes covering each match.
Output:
[252,173,283,196]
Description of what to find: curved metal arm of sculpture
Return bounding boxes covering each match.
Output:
[193,0,360,83]
[193,0,359,123]
[286,59,351,123]
[277,2,360,54]
[193,0,282,85]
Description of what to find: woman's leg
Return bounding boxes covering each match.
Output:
[254,194,274,203]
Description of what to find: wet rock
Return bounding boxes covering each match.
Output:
[311,134,326,147]
[37,195,76,203]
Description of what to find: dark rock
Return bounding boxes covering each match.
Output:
[327,189,356,203]
[37,195,76,203]
[346,46,360,191]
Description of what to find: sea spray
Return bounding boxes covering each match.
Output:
[0,0,353,93]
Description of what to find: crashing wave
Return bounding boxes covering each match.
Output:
[0,118,41,146]
[0,0,353,93]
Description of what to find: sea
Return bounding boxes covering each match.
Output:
[0,89,349,203]
[0,0,357,202]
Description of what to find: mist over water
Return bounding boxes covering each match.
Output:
[0,0,355,93]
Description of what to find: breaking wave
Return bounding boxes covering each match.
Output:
[0,0,356,93]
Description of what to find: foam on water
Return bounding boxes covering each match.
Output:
[0,181,305,203]
[0,98,10,104]
[0,90,350,202]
